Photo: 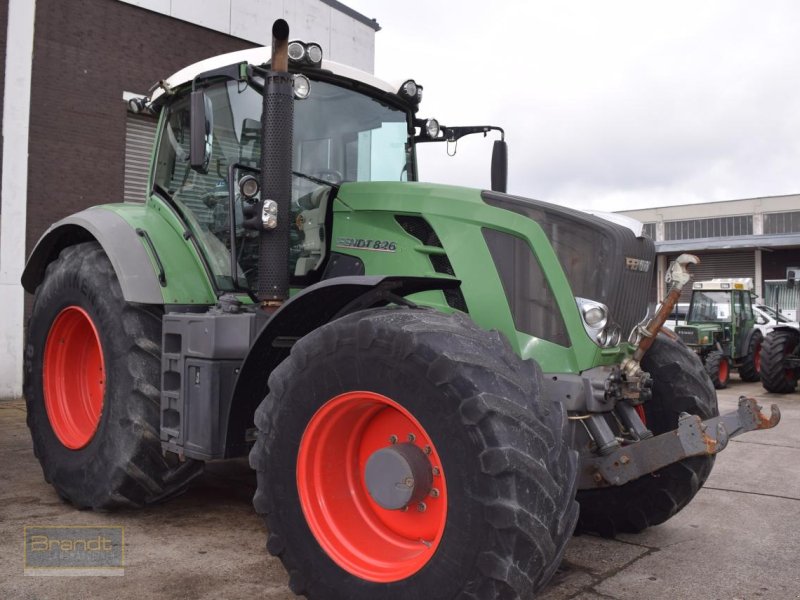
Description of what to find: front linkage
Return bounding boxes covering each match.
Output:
[582,396,780,488]
[579,253,781,489]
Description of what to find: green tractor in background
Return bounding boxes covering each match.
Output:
[19,20,780,600]
[674,278,762,388]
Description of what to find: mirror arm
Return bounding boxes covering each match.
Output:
[413,123,505,144]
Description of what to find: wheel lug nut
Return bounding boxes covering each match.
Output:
[423,445,432,454]
[407,433,416,442]
[430,488,440,498]
[417,502,427,512]
[388,435,398,444]
[432,467,440,476]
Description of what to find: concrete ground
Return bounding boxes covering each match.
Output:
[1,379,798,600]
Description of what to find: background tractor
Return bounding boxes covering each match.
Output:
[674,278,762,388]
[759,271,800,393]
[20,20,779,600]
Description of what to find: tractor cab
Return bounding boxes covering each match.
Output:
[675,278,761,388]
[144,43,506,294]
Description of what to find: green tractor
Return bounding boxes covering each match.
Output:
[674,278,762,388]
[21,20,780,600]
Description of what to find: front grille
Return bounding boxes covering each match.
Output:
[675,327,699,345]
[483,192,655,337]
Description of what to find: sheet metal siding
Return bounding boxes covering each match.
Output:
[669,251,756,302]
[123,114,157,203]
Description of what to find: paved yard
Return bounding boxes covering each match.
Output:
[1,379,798,599]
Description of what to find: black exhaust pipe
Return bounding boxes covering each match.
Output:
[257,19,293,304]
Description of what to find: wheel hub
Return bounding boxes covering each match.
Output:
[365,443,433,510]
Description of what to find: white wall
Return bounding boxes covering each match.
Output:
[0,0,36,399]
[119,0,377,72]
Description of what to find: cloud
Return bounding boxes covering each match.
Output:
[346,0,800,211]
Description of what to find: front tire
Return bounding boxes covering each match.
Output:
[576,335,718,537]
[760,329,799,394]
[24,242,202,508]
[250,308,579,600]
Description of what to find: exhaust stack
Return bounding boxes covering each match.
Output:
[257,19,293,305]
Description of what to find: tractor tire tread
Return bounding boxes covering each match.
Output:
[760,329,799,394]
[251,307,579,599]
[24,241,202,509]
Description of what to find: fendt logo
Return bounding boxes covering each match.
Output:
[625,257,652,272]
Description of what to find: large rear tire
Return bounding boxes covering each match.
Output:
[760,329,799,394]
[738,329,763,382]
[575,335,718,537]
[24,242,202,508]
[250,308,579,599]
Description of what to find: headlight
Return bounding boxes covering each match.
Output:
[293,74,311,99]
[399,80,423,106]
[288,41,306,62]
[577,298,608,330]
[239,175,260,199]
[287,41,323,66]
[425,118,440,138]
[576,297,621,348]
[306,43,323,64]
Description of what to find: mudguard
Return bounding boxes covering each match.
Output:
[21,205,216,305]
[224,275,462,457]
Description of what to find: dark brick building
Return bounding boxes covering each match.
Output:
[0,0,378,397]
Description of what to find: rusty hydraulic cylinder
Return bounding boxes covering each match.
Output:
[631,253,699,364]
[257,19,293,304]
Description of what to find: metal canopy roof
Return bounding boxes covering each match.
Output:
[655,233,800,254]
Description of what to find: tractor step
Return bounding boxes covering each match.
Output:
[580,397,781,488]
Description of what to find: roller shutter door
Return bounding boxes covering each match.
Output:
[123,113,158,203]
[668,251,755,301]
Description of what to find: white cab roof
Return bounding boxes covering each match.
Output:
[692,278,754,291]
[150,46,400,104]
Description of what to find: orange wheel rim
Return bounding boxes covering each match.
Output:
[43,306,106,449]
[718,358,729,381]
[753,342,761,373]
[296,391,448,582]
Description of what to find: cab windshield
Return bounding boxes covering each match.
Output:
[688,291,731,323]
[152,77,412,290]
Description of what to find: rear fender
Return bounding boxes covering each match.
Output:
[21,205,216,305]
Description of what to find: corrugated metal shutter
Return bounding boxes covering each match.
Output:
[668,251,756,301]
[123,113,157,203]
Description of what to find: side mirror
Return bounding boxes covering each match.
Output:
[190,90,214,173]
[491,140,508,193]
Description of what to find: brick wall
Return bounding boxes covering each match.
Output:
[26,0,257,257]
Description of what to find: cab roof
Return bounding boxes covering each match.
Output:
[692,278,754,291]
[149,46,400,106]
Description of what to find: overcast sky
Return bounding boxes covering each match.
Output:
[344,1,800,212]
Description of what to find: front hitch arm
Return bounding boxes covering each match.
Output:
[623,253,699,377]
[579,397,781,488]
